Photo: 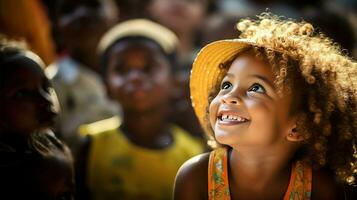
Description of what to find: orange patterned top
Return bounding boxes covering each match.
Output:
[208,148,312,200]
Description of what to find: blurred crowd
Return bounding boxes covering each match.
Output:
[0,0,356,199]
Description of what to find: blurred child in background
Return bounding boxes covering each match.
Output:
[0,36,74,199]
[148,0,217,141]
[46,0,120,154]
[114,0,151,21]
[76,19,204,200]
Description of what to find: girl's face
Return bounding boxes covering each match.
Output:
[209,54,295,148]
[0,58,57,134]
[105,40,171,113]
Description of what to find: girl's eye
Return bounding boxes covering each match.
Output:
[221,81,232,90]
[248,83,266,93]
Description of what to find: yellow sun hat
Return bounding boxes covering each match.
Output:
[190,38,257,135]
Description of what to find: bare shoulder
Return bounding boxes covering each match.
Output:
[173,152,210,200]
[312,168,345,200]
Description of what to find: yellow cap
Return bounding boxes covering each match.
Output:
[98,19,178,55]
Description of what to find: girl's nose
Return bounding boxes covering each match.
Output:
[220,93,241,105]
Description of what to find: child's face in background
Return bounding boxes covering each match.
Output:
[105,40,172,113]
[59,3,117,71]
[209,54,295,148]
[0,57,57,134]
[148,0,207,35]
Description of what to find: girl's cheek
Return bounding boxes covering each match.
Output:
[245,98,272,118]
[208,97,220,126]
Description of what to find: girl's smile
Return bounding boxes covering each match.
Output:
[216,109,250,126]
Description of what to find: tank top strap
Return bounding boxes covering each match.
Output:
[283,160,312,200]
[208,147,231,200]
[208,148,312,200]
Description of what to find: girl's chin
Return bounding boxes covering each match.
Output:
[214,132,239,146]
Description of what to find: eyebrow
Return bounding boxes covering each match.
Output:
[225,73,274,88]
[250,74,275,88]
[225,73,235,78]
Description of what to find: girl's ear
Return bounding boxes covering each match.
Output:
[286,126,304,142]
[285,115,304,142]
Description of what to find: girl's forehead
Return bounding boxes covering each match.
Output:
[227,54,273,79]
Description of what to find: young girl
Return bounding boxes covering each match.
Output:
[0,36,74,199]
[174,13,357,199]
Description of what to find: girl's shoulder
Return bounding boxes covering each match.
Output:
[174,152,210,200]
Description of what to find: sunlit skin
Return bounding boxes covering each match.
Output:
[208,54,301,199]
[209,54,297,149]
[105,39,174,149]
[174,54,343,200]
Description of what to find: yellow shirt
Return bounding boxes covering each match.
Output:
[82,117,203,200]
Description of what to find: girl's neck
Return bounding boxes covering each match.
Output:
[228,145,297,195]
[121,106,173,149]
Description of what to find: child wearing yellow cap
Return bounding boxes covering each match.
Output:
[174,13,357,200]
[75,19,204,200]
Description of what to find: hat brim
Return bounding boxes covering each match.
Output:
[190,39,255,134]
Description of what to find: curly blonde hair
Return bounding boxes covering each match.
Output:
[207,13,357,185]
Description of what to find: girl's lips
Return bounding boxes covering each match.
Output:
[216,110,250,126]
[217,110,250,121]
[217,118,250,126]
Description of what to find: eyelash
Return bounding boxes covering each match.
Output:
[220,81,266,94]
[221,81,232,90]
[248,83,266,94]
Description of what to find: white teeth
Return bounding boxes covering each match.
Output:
[220,114,246,122]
